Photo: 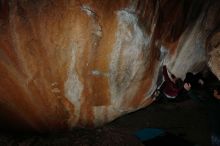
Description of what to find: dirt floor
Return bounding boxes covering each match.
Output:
[0,99,212,146]
[107,99,211,146]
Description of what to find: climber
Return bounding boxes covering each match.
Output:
[173,71,207,101]
[154,65,184,102]
[184,72,205,90]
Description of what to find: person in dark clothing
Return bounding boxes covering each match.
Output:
[172,71,206,102]
[184,72,205,90]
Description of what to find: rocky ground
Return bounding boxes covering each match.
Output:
[0,127,143,146]
[107,99,211,146]
[0,98,211,146]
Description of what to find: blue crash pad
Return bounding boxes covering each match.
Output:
[134,128,164,141]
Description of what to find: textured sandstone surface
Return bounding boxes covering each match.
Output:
[208,32,220,80]
[0,0,219,131]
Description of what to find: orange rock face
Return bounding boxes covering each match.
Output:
[0,0,219,132]
[208,32,220,80]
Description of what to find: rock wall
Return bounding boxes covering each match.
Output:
[208,32,220,80]
[0,0,219,132]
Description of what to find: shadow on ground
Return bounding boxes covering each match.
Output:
[107,99,211,146]
[0,99,211,146]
